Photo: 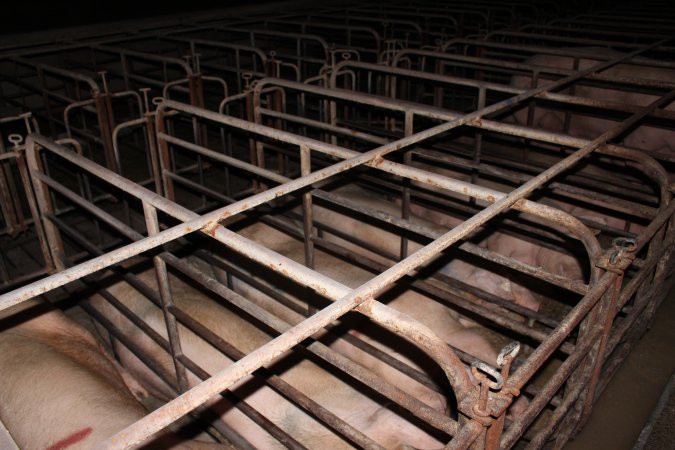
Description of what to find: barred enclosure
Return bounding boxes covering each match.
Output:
[0,1,674,449]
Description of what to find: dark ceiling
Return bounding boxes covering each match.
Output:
[2,0,276,35]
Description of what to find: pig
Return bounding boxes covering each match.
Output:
[93,261,452,449]
[510,47,675,160]
[0,298,226,450]
[90,210,528,449]
[229,218,530,423]
[396,156,633,309]
[307,183,543,312]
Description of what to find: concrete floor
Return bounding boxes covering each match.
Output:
[564,287,675,450]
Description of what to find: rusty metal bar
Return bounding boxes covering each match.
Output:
[142,201,190,392]
[10,133,476,448]
[37,169,462,439]
[99,65,675,449]
[164,98,602,302]
[0,14,673,445]
[444,419,483,450]
[167,94,605,263]
[500,325,602,448]
[259,105,657,238]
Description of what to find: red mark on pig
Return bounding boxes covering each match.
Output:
[46,427,93,450]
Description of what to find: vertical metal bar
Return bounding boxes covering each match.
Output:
[400,111,413,260]
[139,88,163,196]
[36,67,57,138]
[578,273,623,426]
[16,147,55,272]
[142,200,190,392]
[328,87,338,146]
[273,88,286,176]
[561,56,580,135]
[23,139,66,271]
[299,143,318,317]
[93,89,118,172]
[245,84,261,192]
[554,272,616,447]
[299,144,315,270]
[145,112,163,196]
[470,86,486,207]
[433,59,443,108]
[523,68,542,164]
[188,72,208,147]
[154,108,176,201]
[0,142,19,236]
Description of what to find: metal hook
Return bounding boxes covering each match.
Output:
[609,237,637,264]
[471,361,504,390]
[497,341,521,367]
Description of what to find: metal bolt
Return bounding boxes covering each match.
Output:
[7,134,23,149]
[242,72,253,90]
[139,88,151,114]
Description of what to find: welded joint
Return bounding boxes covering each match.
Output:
[596,237,638,274]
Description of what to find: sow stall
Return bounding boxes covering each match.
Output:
[0,2,674,449]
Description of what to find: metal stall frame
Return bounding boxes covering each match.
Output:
[1,37,673,444]
[0,116,54,291]
[321,59,670,224]
[163,25,330,82]
[390,41,675,167]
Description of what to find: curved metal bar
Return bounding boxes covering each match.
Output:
[92,44,194,76]
[100,73,675,445]
[331,59,675,122]
[112,116,148,174]
[251,77,604,263]
[10,56,100,92]
[16,134,476,449]
[162,78,189,100]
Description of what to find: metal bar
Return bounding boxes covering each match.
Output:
[11,133,475,447]
[43,181,462,438]
[142,201,190,392]
[99,63,675,449]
